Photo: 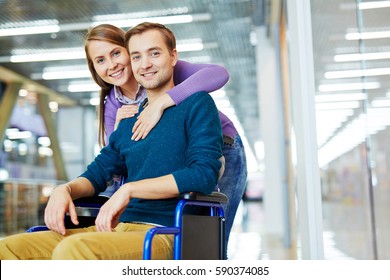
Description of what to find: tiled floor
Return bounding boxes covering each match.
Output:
[228,200,268,260]
[227,200,300,260]
[228,200,382,260]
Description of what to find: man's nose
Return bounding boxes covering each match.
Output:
[141,57,152,69]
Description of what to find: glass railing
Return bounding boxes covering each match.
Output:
[0,179,65,237]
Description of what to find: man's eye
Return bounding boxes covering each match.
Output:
[151,52,160,57]
[132,55,140,60]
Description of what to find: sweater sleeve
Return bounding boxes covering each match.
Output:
[168,60,229,105]
[172,92,223,195]
[79,132,127,194]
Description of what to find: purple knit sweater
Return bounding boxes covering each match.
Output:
[104,60,238,140]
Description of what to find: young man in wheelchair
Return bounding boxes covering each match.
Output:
[0,22,223,260]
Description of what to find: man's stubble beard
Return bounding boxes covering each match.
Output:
[138,69,173,91]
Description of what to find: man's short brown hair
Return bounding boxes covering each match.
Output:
[125,22,176,52]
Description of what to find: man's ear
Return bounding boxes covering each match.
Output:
[171,48,178,67]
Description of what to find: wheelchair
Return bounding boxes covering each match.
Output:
[27,191,228,260]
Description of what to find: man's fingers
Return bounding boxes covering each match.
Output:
[95,210,113,232]
[55,212,66,235]
[68,204,79,226]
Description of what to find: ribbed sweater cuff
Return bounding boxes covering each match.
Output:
[172,170,215,195]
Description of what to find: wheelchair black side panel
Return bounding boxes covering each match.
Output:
[181,215,224,260]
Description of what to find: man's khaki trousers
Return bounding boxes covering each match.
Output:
[0,223,173,260]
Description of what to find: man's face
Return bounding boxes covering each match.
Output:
[128,29,177,91]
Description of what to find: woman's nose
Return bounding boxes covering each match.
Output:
[108,58,118,69]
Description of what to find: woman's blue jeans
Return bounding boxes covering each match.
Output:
[219,135,248,252]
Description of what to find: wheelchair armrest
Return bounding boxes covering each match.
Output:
[180,192,228,204]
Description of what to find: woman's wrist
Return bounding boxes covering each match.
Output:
[158,93,175,110]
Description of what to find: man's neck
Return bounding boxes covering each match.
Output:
[146,91,165,104]
[146,81,174,104]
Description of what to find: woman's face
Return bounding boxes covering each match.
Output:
[87,40,133,87]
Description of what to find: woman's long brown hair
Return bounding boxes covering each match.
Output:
[84,24,127,147]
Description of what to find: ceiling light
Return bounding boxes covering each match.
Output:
[31,65,90,80]
[0,168,9,181]
[38,146,53,157]
[3,139,13,152]
[89,97,100,106]
[318,82,380,92]
[42,70,91,80]
[0,12,209,38]
[96,15,192,27]
[38,137,51,147]
[18,89,28,97]
[0,19,59,37]
[359,1,390,9]
[0,25,60,36]
[318,108,390,167]
[315,93,367,102]
[93,13,211,27]
[334,51,390,62]
[371,99,390,107]
[68,82,100,93]
[93,7,190,21]
[48,102,59,113]
[316,109,354,147]
[186,56,212,63]
[8,48,85,63]
[345,31,390,40]
[18,143,28,156]
[325,67,390,79]
[6,130,33,140]
[316,101,360,110]
[6,40,212,64]
[177,42,204,52]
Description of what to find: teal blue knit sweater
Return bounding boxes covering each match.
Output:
[80,91,223,227]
